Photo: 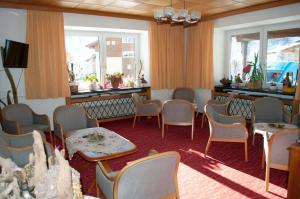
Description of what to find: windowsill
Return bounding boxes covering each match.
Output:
[215,85,295,99]
[70,86,150,99]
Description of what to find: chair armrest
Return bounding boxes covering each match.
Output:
[86,115,99,128]
[33,112,50,128]
[97,161,116,181]
[283,108,291,123]
[144,99,162,107]
[2,118,20,134]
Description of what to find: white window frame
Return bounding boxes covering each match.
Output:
[65,30,140,84]
[226,20,300,86]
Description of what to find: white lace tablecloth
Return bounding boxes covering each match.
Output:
[65,127,136,160]
[254,122,298,140]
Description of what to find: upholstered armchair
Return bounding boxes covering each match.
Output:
[53,105,98,149]
[1,103,52,142]
[204,103,248,162]
[0,131,53,167]
[162,100,195,140]
[172,87,195,103]
[96,151,180,199]
[262,128,299,191]
[201,94,234,128]
[132,93,162,128]
[252,97,291,145]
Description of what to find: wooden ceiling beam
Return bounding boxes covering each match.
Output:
[0,0,299,22]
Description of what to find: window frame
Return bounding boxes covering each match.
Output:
[226,20,300,86]
[65,30,140,84]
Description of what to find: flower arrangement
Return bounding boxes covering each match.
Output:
[105,72,124,88]
[242,53,264,89]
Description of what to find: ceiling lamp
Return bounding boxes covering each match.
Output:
[154,0,201,26]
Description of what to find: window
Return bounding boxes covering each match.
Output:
[65,31,139,89]
[266,28,300,85]
[228,25,300,86]
[230,33,260,79]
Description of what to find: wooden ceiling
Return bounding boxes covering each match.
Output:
[0,0,299,21]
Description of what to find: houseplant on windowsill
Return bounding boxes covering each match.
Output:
[105,72,124,89]
[83,73,99,91]
[68,63,78,93]
[243,53,264,89]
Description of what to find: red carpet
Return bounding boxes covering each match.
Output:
[65,117,288,199]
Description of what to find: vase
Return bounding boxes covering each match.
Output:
[111,81,120,89]
[248,80,261,89]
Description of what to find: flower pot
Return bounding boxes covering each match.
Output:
[248,81,261,89]
[111,80,120,89]
[89,82,98,91]
[69,84,78,93]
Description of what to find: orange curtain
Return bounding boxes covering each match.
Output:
[186,21,214,89]
[25,10,70,99]
[150,22,185,89]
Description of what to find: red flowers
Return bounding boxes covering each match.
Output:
[243,64,252,74]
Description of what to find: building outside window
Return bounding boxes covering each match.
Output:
[228,23,300,86]
[65,31,139,90]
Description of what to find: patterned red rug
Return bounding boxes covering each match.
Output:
[65,117,288,199]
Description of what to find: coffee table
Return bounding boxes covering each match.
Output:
[65,127,137,192]
[253,122,297,145]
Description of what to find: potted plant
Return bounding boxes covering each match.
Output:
[68,63,78,93]
[242,53,264,89]
[105,72,124,89]
[84,73,99,91]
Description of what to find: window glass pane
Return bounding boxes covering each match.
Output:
[65,35,100,89]
[266,28,300,85]
[105,36,136,79]
[230,33,260,80]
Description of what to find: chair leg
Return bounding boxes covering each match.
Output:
[162,123,165,139]
[265,162,270,192]
[157,114,161,128]
[191,124,194,140]
[261,150,265,169]
[204,139,211,158]
[244,141,248,162]
[96,184,100,197]
[133,115,137,128]
[252,132,256,145]
[201,113,206,128]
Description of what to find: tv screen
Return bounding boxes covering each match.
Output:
[3,40,29,68]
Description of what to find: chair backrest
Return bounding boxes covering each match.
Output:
[114,151,180,199]
[163,100,194,124]
[53,105,88,132]
[2,104,33,126]
[204,104,221,123]
[253,97,284,123]
[267,128,300,166]
[132,93,143,105]
[172,88,195,103]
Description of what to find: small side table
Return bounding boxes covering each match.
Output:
[253,123,297,145]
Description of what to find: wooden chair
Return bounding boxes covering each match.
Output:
[132,93,162,128]
[96,151,180,199]
[53,104,98,150]
[252,97,291,145]
[262,128,300,191]
[162,100,195,140]
[204,103,248,162]
[201,94,234,128]
[1,103,52,143]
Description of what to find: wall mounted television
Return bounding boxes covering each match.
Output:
[3,39,29,68]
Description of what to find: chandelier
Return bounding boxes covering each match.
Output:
[154,0,201,26]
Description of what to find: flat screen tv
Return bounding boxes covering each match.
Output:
[3,40,29,68]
